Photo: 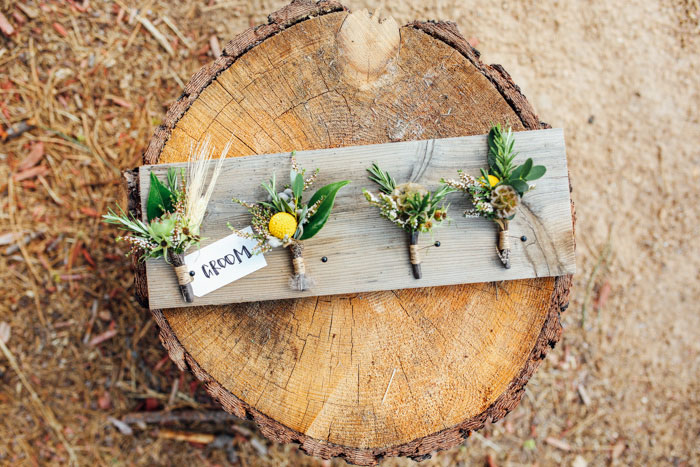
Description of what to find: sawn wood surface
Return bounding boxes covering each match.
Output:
[129,2,575,464]
[141,129,574,309]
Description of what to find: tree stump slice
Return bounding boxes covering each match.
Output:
[133,1,573,464]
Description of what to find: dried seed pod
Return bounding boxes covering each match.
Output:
[491,185,520,218]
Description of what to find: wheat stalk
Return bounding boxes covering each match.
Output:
[185,137,232,232]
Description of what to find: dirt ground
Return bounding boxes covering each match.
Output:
[0,0,698,466]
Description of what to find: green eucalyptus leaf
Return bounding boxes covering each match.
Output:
[510,179,529,196]
[147,172,175,221]
[300,180,350,240]
[525,165,546,181]
[261,180,276,200]
[511,158,532,180]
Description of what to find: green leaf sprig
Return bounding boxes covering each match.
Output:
[485,124,546,197]
[231,152,350,251]
[442,124,547,268]
[231,153,350,291]
[442,124,547,222]
[364,163,453,279]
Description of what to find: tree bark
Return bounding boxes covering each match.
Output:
[129,1,575,464]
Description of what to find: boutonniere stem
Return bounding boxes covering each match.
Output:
[442,124,546,268]
[103,138,230,302]
[231,153,350,291]
[364,163,453,279]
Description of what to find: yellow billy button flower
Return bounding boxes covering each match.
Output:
[479,175,500,187]
[268,212,297,239]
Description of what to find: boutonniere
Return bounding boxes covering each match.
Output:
[363,163,453,279]
[442,124,546,268]
[231,154,350,291]
[103,139,231,302]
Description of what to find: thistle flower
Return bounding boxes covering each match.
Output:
[391,183,428,209]
[491,185,519,218]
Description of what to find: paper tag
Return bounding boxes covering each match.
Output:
[184,227,267,297]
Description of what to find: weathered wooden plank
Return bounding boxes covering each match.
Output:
[140,128,574,309]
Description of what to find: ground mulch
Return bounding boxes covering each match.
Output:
[1,1,698,466]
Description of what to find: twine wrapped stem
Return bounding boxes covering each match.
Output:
[496,223,511,269]
[498,230,510,251]
[409,230,422,279]
[167,250,194,303]
[292,256,306,275]
[289,242,314,291]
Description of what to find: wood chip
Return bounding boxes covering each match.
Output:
[13,165,49,182]
[545,436,572,451]
[98,391,111,410]
[611,441,625,459]
[53,22,68,37]
[0,12,15,36]
[108,96,132,108]
[88,329,117,346]
[17,142,44,171]
[1,120,35,141]
[16,3,40,19]
[594,281,611,310]
[136,14,174,56]
[250,438,268,456]
[3,231,40,255]
[108,417,133,435]
[0,232,20,246]
[209,35,221,57]
[12,11,26,26]
[577,384,592,406]
[158,429,215,444]
[79,206,101,217]
[0,321,10,344]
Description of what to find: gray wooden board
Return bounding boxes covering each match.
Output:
[140,128,575,309]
